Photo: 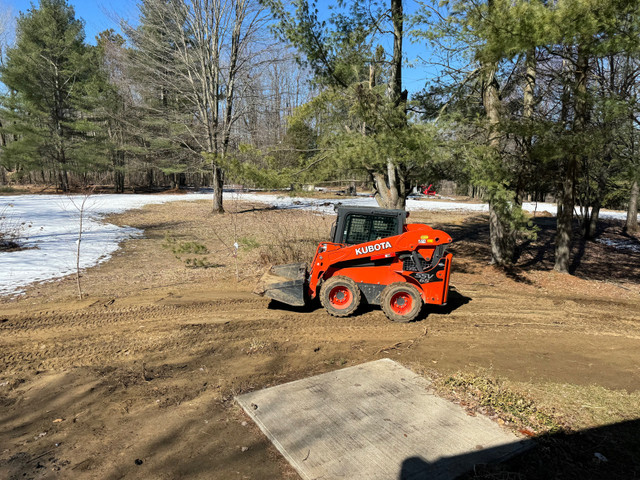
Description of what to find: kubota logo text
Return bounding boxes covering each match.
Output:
[355,241,392,256]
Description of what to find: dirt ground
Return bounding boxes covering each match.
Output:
[1,198,639,479]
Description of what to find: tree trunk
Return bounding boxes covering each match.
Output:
[107,121,126,193]
[58,169,69,192]
[523,49,536,121]
[554,178,574,272]
[370,0,407,210]
[372,166,406,209]
[115,151,125,193]
[482,59,514,265]
[0,119,6,148]
[583,170,606,239]
[516,48,536,205]
[625,180,639,234]
[212,165,224,213]
[555,47,588,273]
[209,0,245,214]
[387,0,403,104]
[489,205,513,265]
[587,203,600,239]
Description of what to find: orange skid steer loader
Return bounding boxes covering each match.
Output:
[255,206,453,322]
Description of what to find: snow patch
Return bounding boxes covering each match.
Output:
[596,237,640,253]
[1,192,637,297]
[0,193,209,296]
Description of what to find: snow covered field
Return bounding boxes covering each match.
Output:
[0,192,636,296]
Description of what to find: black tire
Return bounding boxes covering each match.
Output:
[381,282,422,323]
[320,276,361,317]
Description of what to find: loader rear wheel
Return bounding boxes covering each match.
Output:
[381,283,422,323]
[320,276,361,317]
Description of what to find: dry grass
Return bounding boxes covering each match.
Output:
[418,365,640,438]
[418,368,566,435]
[109,200,332,280]
[520,382,640,430]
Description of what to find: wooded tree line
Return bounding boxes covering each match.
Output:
[0,0,639,273]
[411,0,640,271]
[0,0,311,210]
[263,0,639,272]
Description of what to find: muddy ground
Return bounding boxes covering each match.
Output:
[1,198,639,479]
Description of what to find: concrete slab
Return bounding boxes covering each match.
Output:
[236,359,530,480]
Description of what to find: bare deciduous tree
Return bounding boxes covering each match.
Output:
[0,3,12,61]
[124,0,271,213]
[0,3,14,166]
[67,186,97,299]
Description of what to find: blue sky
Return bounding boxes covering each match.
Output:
[3,0,436,93]
[4,0,137,43]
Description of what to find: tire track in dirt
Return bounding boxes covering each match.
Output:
[2,285,638,375]
[0,302,419,374]
[0,302,228,373]
[0,328,198,373]
[0,298,266,332]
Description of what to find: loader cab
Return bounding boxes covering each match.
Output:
[331,206,407,245]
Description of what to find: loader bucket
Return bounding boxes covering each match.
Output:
[254,263,307,307]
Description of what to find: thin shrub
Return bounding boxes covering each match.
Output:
[257,210,332,266]
[0,204,28,251]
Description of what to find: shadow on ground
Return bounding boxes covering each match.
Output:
[400,419,640,480]
[0,367,286,480]
[267,288,472,321]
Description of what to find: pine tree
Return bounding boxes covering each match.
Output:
[265,0,438,209]
[0,0,98,191]
[414,0,640,269]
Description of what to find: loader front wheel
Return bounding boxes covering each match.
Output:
[320,276,361,317]
[381,283,422,323]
